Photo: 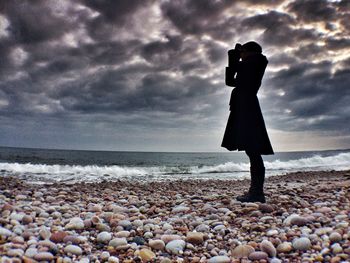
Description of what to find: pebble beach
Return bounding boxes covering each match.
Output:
[1,170,350,263]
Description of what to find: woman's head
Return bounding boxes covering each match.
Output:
[242,41,262,53]
[240,41,262,60]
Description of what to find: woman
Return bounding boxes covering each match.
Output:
[222,41,274,203]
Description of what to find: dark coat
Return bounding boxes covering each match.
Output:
[221,53,274,155]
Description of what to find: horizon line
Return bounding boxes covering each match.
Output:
[0,144,349,154]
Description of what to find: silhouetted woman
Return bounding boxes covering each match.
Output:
[222,41,274,203]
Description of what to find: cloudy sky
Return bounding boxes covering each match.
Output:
[0,0,349,152]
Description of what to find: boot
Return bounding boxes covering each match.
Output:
[237,166,266,203]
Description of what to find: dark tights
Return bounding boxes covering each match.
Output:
[245,150,264,169]
[245,150,265,193]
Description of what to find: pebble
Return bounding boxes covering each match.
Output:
[109,238,128,248]
[25,248,38,258]
[101,251,110,261]
[161,234,182,243]
[208,255,231,263]
[96,223,111,232]
[165,239,186,255]
[0,227,12,237]
[63,235,83,244]
[196,224,210,232]
[186,232,204,244]
[65,217,85,230]
[149,239,165,250]
[50,231,68,243]
[97,231,112,243]
[7,249,24,257]
[132,236,145,245]
[39,226,51,240]
[277,242,293,253]
[115,231,130,238]
[270,258,282,263]
[160,259,172,263]
[132,219,143,227]
[284,214,301,225]
[144,231,153,239]
[213,225,226,231]
[118,220,132,228]
[290,215,309,226]
[33,252,54,261]
[231,244,255,258]
[332,243,343,254]
[267,229,279,236]
[108,256,120,263]
[138,248,156,261]
[260,239,276,257]
[162,223,173,230]
[172,205,190,213]
[248,251,269,260]
[315,227,333,235]
[64,245,83,255]
[88,203,102,212]
[259,203,274,213]
[292,237,312,251]
[329,232,342,242]
[22,215,33,225]
[317,207,332,213]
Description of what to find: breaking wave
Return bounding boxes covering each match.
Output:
[0,152,349,183]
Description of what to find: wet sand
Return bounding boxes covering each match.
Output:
[1,170,350,262]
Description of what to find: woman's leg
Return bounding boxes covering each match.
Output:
[246,150,265,195]
[237,150,266,202]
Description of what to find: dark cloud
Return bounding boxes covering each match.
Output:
[160,0,236,39]
[268,53,298,66]
[326,38,350,50]
[82,0,146,24]
[0,40,14,76]
[265,60,350,133]
[242,11,320,46]
[287,0,336,22]
[82,0,157,42]
[141,35,183,66]
[293,43,324,60]
[242,11,295,29]
[3,0,72,44]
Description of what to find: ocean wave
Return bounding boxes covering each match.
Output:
[194,152,350,174]
[0,152,349,183]
[0,163,148,183]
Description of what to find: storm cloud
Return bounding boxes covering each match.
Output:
[0,0,349,151]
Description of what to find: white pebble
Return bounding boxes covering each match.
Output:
[208,256,231,263]
[25,247,38,258]
[64,245,83,255]
[101,251,110,260]
[329,232,342,242]
[109,238,127,248]
[65,217,84,230]
[0,227,12,237]
[292,237,311,251]
[172,205,190,213]
[166,240,186,255]
[108,256,119,263]
[97,231,112,244]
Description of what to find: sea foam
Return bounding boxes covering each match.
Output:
[0,152,349,183]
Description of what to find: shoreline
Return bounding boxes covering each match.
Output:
[1,170,350,262]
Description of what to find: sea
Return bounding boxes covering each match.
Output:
[0,146,349,184]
